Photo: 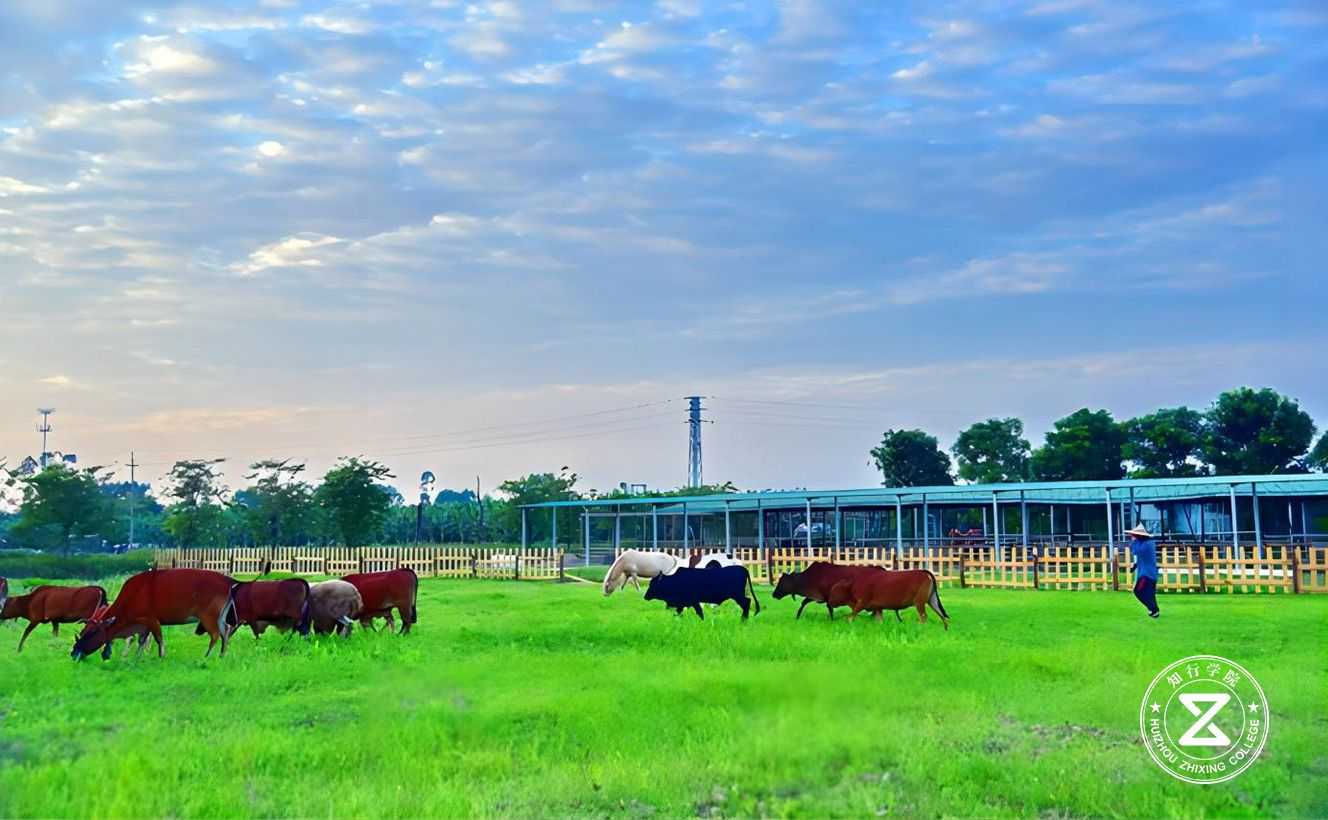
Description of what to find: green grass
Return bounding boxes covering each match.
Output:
[1,579,1324,818]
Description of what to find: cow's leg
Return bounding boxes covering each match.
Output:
[738,597,750,620]
[795,598,813,619]
[827,604,835,620]
[631,574,641,592]
[397,606,411,635]
[16,620,39,652]
[204,621,220,657]
[916,601,927,624]
[873,610,884,623]
[691,603,704,620]
[135,632,149,656]
[147,621,165,657]
[51,622,60,637]
[894,609,904,623]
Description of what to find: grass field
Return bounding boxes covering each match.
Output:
[1,577,1324,818]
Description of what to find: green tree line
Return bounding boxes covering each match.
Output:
[872,386,1328,486]
[0,457,738,552]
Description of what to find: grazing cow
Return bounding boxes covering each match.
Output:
[687,551,740,570]
[603,550,682,595]
[308,580,363,637]
[227,578,312,638]
[341,569,418,634]
[1,584,107,652]
[643,565,761,620]
[827,569,950,630]
[772,562,886,620]
[70,569,236,661]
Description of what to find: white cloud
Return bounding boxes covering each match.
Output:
[0,176,48,196]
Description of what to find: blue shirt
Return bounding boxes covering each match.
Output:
[1131,538,1158,580]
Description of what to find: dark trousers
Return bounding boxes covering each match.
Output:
[1133,576,1158,615]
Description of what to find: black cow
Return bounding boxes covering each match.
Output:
[643,565,761,620]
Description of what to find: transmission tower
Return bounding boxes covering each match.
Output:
[686,396,708,488]
[36,408,54,468]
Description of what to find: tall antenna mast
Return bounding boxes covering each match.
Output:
[36,408,55,468]
[685,396,708,488]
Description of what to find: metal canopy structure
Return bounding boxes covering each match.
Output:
[522,474,1328,515]
[521,473,1328,562]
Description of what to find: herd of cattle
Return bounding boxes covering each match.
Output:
[0,549,948,660]
[0,567,418,660]
[603,549,950,628]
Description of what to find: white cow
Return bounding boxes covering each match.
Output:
[603,550,683,596]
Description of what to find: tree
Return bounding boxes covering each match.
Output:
[871,429,954,487]
[100,481,166,547]
[953,418,1030,484]
[1122,407,1208,478]
[1030,409,1125,481]
[495,468,581,544]
[315,458,395,547]
[235,459,316,546]
[1310,433,1328,472]
[1203,387,1316,474]
[161,459,229,548]
[10,464,113,551]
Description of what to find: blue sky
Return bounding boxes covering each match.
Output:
[1,0,1325,497]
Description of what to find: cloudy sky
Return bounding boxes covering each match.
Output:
[1,0,1325,498]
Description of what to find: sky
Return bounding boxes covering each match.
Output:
[1,0,1326,500]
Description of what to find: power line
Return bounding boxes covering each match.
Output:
[710,396,886,413]
[133,409,680,466]
[130,398,681,458]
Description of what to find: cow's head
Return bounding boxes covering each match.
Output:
[642,574,664,602]
[771,571,800,599]
[71,606,116,661]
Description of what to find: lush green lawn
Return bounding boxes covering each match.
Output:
[1,578,1324,818]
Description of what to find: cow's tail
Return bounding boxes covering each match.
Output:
[222,584,240,632]
[746,568,761,615]
[408,569,419,625]
[296,579,313,636]
[926,571,949,622]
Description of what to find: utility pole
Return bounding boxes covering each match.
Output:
[37,408,55,468]
[128,451,138,548]
[686,396,709,488]
[476,475,484,542]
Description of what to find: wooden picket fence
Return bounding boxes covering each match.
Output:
[152,546,565,581]
[615,545,1328,594]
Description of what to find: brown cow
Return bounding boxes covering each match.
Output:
[226,578,311,638]
[71,569,236,660]
[1,584,107,652]
[828,569,950,629]
[772,562,885,620]
[341,569,418,634]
